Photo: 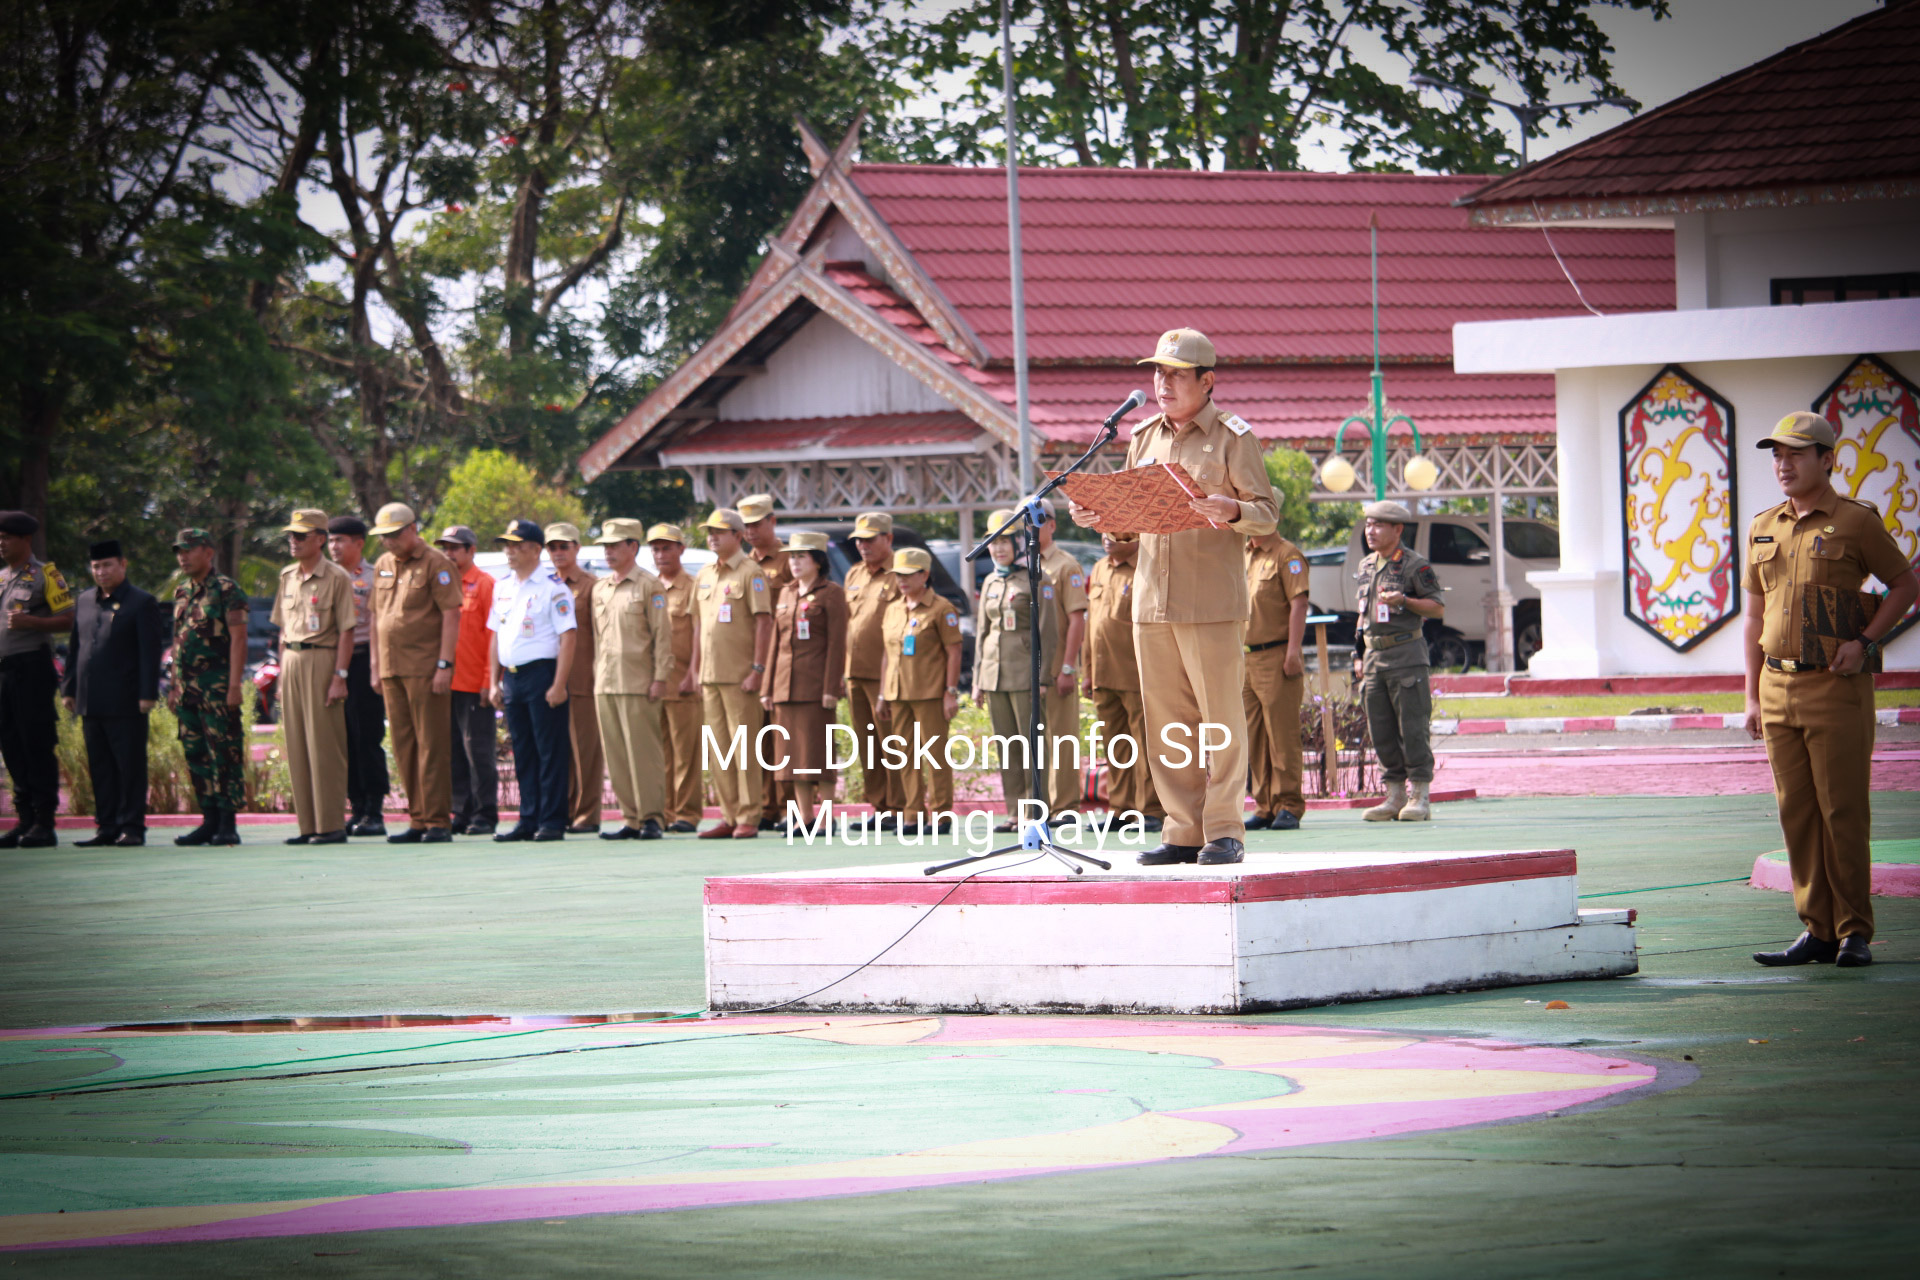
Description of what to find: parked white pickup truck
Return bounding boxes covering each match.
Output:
[1304,515,1560,670]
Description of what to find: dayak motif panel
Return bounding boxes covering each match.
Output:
[1815,354,1920,638]
[1619,365,1738,651]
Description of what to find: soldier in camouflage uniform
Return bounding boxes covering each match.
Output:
[169,528,250,846]
[1351,501,1446,822]
[0,510,74,848]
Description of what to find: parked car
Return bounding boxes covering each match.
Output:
[1307,515,1560,670]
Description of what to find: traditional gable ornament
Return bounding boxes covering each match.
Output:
[1815,353,1920,638]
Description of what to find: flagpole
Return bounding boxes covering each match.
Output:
[1003,0,1033,495]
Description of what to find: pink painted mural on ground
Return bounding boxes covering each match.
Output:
[1619,365,1738,652]
[1817,354,1920,639]
[0,1015,1677,1252]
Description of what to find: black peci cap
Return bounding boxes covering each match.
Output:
[328,515,369,537]
[88,540,124,560]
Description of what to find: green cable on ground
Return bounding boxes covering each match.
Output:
[1579,875,1752,898]
[0,1008,711,1102]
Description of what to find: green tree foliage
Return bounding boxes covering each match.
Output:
[875,0,1660,172]
[1266,446,1359,550]
[432,449,590,540]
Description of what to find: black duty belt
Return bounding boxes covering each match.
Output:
[284,641,333,651]
[502,658,556,674]
[1766,656,1822,673]
[1244,638,1287,654]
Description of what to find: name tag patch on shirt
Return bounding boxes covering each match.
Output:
[902,633,916,656]
[718,603,732,623]
[1753,536,1775,543]
[796,619,810,640]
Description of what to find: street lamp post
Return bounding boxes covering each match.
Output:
[1408,73,1633,168]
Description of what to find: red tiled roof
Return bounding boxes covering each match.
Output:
[662,413,980,455]
[850,166,1673,365]
[1459,1,1920,212]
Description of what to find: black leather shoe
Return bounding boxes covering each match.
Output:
[450,822,469,836]
[874,812,896,832]
[599,826,635,840]
[387,828,424,844]
[310,829,348,845]
[758,816,783,831]
[353,818,388,837]
[1244,814,1272,831]
[421,828,451,843]
[1270,811,1301,831]
[1835,935,1874,968]
[0,826,23,848]
[1137,843,1202,866]
[114,832,145,847]
[667,820,697,834]
[17,826,56,848]
[175,816,218,846]
[493,827,535,843]
[1753,932,1839,966]
[466,822,495,836]
[75,832,117,848]
[534,828,565,842]
[212,817,242,846]
[639,819,663,840]
[284,833,312,846]
[1198,837,1244,865]
[568,821,599,834]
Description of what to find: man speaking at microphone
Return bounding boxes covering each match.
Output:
[1069,329,1279,866]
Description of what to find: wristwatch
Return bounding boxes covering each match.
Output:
[1059,663,1076,676]
[1862,636,1881,660]
[749,662,766,673]
[436,659,453,671]
[946,685,962,695]
[334,668,350,680]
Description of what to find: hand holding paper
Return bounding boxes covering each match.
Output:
[1050,462,1227,534]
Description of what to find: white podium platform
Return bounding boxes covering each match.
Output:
[705,848,1636,1014]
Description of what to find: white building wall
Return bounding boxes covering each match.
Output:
[1526,350,1920,677]
[717,311,954,421]
[1673,197,1920,311]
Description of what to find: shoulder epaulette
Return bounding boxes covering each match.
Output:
[1840,495,1882,515]
[1220,412,1251,437]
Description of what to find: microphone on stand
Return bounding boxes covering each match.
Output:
[1097,389,1147,443]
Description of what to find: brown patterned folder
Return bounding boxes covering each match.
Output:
[1050,462,1221,535]
[1796,585,1884,673]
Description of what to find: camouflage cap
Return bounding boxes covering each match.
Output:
[1757,411,1838,450]
[171,527,217,550]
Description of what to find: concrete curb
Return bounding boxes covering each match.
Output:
[1435,707,1920,736]
[1749,852,1920,898]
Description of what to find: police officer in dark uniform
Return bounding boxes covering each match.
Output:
[0,510,74,847]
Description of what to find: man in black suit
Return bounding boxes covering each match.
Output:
[60,540,165,846]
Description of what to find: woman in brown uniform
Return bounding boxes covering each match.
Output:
[877,547,964,833]
[761,530,848,829]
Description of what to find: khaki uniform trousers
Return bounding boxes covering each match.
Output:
[282,648,348,836]
[1044,685,1082,811]
[1092,686,1161,818]
[597,693,665,828]
[382,674,451,830]
[1242,647,1305,819]
[890,698,953,817]
[660,698,704,825]
[1135,620,1248,846]
[1760,667,1876,942]
[985,690,1048,816]
[702,683,763,827]
[848,677,902,811]
[567,692,605,828]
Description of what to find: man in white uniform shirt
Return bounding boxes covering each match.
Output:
[487,519,577,841]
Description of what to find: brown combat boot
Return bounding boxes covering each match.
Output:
[1362,781,1406,822]
[1398,780,1432,822]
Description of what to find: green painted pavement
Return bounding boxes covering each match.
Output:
[1,794,1916,1277]
[1759,837,1919,864]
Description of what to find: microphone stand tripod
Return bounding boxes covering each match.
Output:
[926,404,1137,877]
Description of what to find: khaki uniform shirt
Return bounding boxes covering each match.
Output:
[843,559,901,682]
[975,566,1060,693]
[590,564,675,695]
[769,580,849,703]
[658,573,697,699]
[0,557,72,659]
[750,542,795,601]
[340,560,376,647]
[557,564,599,695]
[1358,546,1443,671]
[372,543,463,678]
[1244,538,1311,648]
[271,558,356,649]
[882,592,963,702]
[695,550,771,685]
[1084,557,1140,690]
[1038,543,1089,676]
[1120,401,1280,624]
[1742,492,1909,660]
